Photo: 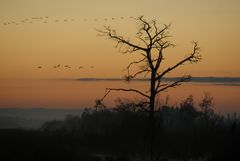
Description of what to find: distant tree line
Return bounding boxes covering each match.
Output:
[40,94,239,161]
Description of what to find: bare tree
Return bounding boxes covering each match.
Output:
[96,16,201,161]
[97,16,201,117]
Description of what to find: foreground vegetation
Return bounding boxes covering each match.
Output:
[0,96,239,161]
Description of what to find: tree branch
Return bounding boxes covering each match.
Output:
[106,88,150,98]
[128,68,150,80]
[156,75,191,94]
[154,23,170,36]
[126,57,147,71]
[97,26,147,53]
[138,16,153,47]
[157,42,201,80]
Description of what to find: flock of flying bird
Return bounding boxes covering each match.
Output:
[2,16,131,26]
[1,16,126,70]
[2,16,130,71]
[37,65,94,70]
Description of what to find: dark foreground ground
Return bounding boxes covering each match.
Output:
[0,98,239,161]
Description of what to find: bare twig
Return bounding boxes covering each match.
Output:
[126,57,147,71]
[97,26,147,53]
[156,75,191,94]
[157,42,201,80]
[106,88,150,98]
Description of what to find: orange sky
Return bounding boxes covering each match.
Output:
[0,0,240,79]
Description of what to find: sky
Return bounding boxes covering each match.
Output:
[0,0,240,79]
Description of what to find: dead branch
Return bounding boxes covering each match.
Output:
[126,57,147,71]
[97,26,147,53]
[156,75,191,94]
[106,88,150,98]
[157,42,201,80]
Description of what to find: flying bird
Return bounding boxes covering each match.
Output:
[64,65,71,68]
[53,64,61,68]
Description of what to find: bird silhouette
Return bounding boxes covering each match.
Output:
[64,65,71,68]
[52,64,61,68]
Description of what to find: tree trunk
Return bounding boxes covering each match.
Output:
[149,72,156,161]
[150,71,156,116]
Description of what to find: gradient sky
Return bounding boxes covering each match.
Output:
[0,0,240,79]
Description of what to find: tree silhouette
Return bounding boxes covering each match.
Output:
[97,16,201,161]
[97,16,201,117]
[199,92,214,116]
